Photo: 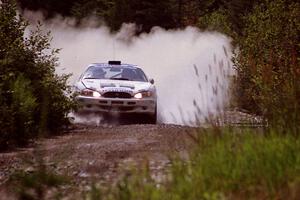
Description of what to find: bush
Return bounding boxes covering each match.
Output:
[0,1,75,149]
[10,75,37,146]
[197,0,300,132]
[234,0,300,132]
[197,9,235,39]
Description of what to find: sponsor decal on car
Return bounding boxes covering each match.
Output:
[102,88,133,94]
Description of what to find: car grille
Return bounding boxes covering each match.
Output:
[98,106,135,111]
[102,92,132,99]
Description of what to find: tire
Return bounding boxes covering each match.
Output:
[149,113,157,124]
[148,106,157,124]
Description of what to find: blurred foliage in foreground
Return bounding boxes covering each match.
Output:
[9,155,68,200]
[84,128,300,200]
[0,1,75,150]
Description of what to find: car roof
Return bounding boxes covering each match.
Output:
[89,63,140,69]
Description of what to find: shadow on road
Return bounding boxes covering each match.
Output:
[72,113,157,126]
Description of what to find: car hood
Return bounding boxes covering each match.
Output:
[81,79,153,94]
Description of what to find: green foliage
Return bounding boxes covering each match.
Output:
[0,1,75,149]
[0,99,14,150]
[198,9,234,38]
[85,166,163,200]
[188,131,300,198]
[197,0,262,40]
[222,0,261,36]
[71,0,114,22]
[197,0,300,132]
[15,0,270,35]
[9,152,68,200]
[234,0,300,132]
[167,130,300,199]
[77,0,178,32]
[18,0,77,18]
[10,75,37,146]
[19,0,179,32]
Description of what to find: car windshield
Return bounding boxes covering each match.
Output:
[82,66,148,82]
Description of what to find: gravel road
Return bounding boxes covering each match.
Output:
[0,123,196,199]
[0,110,261,199]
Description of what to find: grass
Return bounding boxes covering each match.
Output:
[87,128,300,200]
[175,130,300,199]
[8,149,69,200]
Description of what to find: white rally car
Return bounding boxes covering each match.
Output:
[74,61,157,123]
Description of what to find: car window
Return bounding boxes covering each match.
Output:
[83,66,148,82]
[83,66,106,79]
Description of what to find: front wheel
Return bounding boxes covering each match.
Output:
[145,114,156,124]
[147,106,157,124]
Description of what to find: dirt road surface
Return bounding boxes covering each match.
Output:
[0,123,196,199]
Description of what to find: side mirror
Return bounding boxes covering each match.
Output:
[149,78,154,84]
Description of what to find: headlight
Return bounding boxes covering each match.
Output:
[81,89,101,97]
[92,91,101,97]
[134,91,152,99]
[134,93,143,99]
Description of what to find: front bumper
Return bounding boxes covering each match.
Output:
[75,95,156,114]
